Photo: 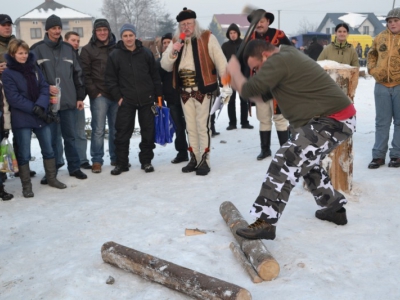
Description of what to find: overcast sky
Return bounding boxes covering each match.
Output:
[3,0,396,36]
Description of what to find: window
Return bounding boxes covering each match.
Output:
[326,28,330,34]
[30,28,42,39]
[332,27,336,33]
[73,27,84,37]
[62,21,70,30]
[363,26,370,35]
[32,21,38,24]
[74,20,80,24]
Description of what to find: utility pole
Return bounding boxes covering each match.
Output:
[393,0,396,9]
[278,10,281,29]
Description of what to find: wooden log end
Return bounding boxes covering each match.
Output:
[257,258,280,281]
[236,289,253,300]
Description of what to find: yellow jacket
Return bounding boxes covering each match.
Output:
[367,28,400,87]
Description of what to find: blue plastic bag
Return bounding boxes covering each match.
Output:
[155,98,176,146]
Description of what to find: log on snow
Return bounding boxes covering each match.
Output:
[101,241,252,300]
[229,242,263,284]
[219,201,280,281]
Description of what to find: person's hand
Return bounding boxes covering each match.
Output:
[118,98,123,106]
[0,62,7,74]
[172,42,183,54]
[32,105,48,122]
[76,100,84,110]
[49,85,59,95]
[220,86,233,104]
[2,130,9,139]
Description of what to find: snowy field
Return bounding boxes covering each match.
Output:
[1,73,400,300]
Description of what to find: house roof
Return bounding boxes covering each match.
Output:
[16,0,92,22]
[213,14,250,31]
[316,13,386,36]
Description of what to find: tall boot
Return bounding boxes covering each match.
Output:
[257,131,272,160]
[19,164,34,198]
[277,130,289,146]
[44,158,67,189]
[182,149,197,173]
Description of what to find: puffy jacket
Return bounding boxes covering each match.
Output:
[30,33,85,110]
[105,40,162,105]
[367,28,400,87]
[317,39,359,67]
[2,53,49,129]
[80,33,116,100]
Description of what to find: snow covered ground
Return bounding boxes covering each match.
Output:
[1,73,400,300]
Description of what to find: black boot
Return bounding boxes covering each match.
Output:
[44,158,67,189]
[0,184,13,201]
[182,151,197,173]
[277,130,289,146]
[236,218,276,240]
[315,207,347,225]
[257,131,271,160]
[19,164,34,198]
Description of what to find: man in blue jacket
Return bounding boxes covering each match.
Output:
[31,14,87,180]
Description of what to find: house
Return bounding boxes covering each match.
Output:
[14,0,93,47]
[212,14,250,39]
[316,13,386,37]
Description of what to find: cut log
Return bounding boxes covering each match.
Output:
[101,241,252,300]
[229,242,263,284]
[317,61,359,193]
[219,201,280,281]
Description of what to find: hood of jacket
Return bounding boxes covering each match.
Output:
[226,23,241,40]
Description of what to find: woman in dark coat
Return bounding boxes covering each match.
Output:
[2,39,66,198]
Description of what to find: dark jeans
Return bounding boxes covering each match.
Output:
[114,101,155,166]
[227,90,249,126]
[167,101,188,158]
[13,126,54,166]
[49,109,81,173]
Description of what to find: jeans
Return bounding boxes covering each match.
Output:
[90,96,118,164]
[49,109,81,173]
[55,123,65,166]
[13,126,54,166]
[372,83,400,159]
[75,108,89,164]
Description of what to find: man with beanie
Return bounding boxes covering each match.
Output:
[221,23,253,131]
[105,23,162,175]
[80,19,118,174]
[31,14,88,181]
[367,8,400,169]
[157,32,189,164]
[161,8,231,176]
[245,9,291,161]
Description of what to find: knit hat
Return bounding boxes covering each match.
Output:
[247,9,274,25]
[0,14,13,25]
[176,7,196,22]
[120,23,136,37]
[226,23,241,39]
[386,7,400,21]
[161,33,172,44]
[45,14,62,31]
[93,18,111,31]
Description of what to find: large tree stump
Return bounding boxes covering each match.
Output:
[219,201,280,281]
[317,60,359,193]
[101,241,252,300]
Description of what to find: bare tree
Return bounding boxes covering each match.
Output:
[296,17,319,34]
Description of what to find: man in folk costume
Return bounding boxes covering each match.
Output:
[161,7,232,176]
[246,9,291,161]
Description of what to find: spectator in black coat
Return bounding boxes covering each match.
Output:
[305,37,323,61]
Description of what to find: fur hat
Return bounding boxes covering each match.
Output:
[45,14,62,31]
[120,23,136,37]
[386,7,400,21]
[161,33,172,44]
[247,9,274,25]
[176,7,196,22]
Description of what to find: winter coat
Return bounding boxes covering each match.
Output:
[30,33,85,110]
[364,46,370,58]
[2,53,49,129]
[317,39,359,67]
[157,54,180,105]
[0,35,15,81]
[80,33,116,101]
[105,40,162,105]
[367,28,400,87]
[305,41,323,61]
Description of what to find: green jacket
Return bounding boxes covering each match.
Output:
[241,45,352,128]
[0,35,15,64]
[317,40,359,67]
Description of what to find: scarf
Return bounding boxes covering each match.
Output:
[0,35,12,45]
[7,54,40,102]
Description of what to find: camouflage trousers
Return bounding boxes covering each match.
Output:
[250,116,356,224]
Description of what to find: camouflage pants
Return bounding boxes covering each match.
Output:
[250,116,356,224]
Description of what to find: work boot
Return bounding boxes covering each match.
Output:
[182,152,197,173]
[141,163,155,173]
[69,170,88,179]
[257,131,272,160]
[388,158,400,168]
[19,164,34,198]
[43,158,67,189]
[0,184,13,201]
[368,158,385,169]
[111,165,129,175]
[315,207,348,225]
[236,218,276,240]
[277,130,289,146]
[226,125,237,130]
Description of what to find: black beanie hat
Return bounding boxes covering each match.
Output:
[161,33,173,44]
[45,14,62,31]
[176,7,196,22]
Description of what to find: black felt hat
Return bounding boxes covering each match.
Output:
[176,7,196,22]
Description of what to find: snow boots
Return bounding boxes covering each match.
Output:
[257,131,272,160]
[19,164,34,198]
[315,207,348,225]
[236,218,276,240]
[43,159,67,189]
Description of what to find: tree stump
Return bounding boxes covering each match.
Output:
[219,201,280,281]
[317,60,359,193]
[101,241,252,300]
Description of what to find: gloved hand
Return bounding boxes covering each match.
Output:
[32,105,48,122]
[2,130,9,139]
[220,86,233,105]
[46,112,60,124]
